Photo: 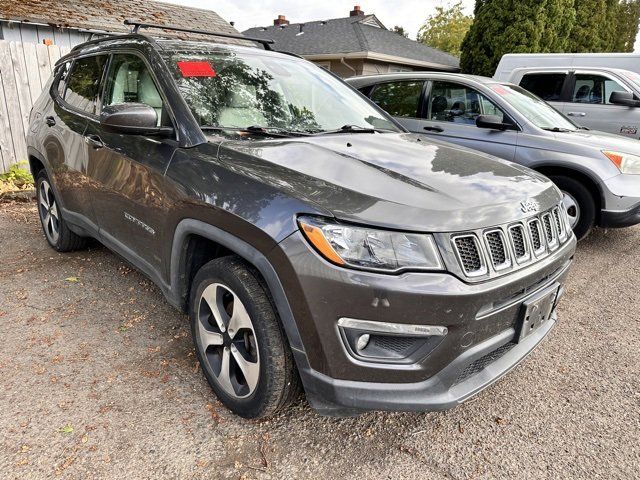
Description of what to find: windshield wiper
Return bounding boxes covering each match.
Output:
[200,125,310,137]
[311,124,393,135]
[541,127,575,133]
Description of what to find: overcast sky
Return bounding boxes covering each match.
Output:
[158,0,475,39]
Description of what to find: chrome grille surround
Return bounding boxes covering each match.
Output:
[451,234,487,277]
[483,229,511,271]
[447,203,571,282]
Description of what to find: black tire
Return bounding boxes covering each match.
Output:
[35,171,87,252]
[190,256,300,418]
[548,174,596,241]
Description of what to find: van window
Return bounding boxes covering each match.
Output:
[520,73,566,102]
[370,81,424,118]
[64,55,108,115]
[428,81,506,124]
[571,74,627,104]
[103,54,166,126]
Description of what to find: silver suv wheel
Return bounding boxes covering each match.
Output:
[195,282,260,398]
[561,190,580,229]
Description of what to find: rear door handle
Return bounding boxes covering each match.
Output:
[567,112,586,117]
[45,116,56,127]
[84,134,104,149]
[424,126,444,133]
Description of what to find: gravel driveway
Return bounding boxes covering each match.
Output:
[0,200,638,479]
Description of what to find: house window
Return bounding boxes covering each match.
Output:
[388,65,412,73]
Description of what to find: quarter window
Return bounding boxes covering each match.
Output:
[103,54,166,126]
[428,81,506,124]
[571,74,627,104]
[370,81,424,118]
[520,73,567,101]
[64,55,108,115]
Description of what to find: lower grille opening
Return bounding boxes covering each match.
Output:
[453,342,516,386]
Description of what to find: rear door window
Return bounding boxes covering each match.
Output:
[519,73,567,101]
[63,55,108,115]
[571,73,627,104]
[369,81,425,118]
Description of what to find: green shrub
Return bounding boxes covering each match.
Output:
[0,161,34,192]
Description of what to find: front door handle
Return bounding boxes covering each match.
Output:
[84,134,104,149]
[45,116,56,127]
[424,126,444,133]
[567,112,586,117]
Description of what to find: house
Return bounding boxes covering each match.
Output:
[243,6,460,78]
[0,0,239,48]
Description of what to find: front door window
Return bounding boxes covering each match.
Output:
[428,81,505,124]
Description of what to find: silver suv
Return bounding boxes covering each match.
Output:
[348,72,640,239]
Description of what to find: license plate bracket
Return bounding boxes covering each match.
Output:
[517,283,560,342]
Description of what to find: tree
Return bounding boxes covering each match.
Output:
[417,2,473,57]
[460,0,576,76]
[613,0,640,51]
[392,25,409,38]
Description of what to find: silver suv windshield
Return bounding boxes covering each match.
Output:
[163,50,399,134]
[490,83,578,131]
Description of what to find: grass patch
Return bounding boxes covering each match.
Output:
[0,162,34,195]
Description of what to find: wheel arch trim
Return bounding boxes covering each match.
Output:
[169,219,306,353]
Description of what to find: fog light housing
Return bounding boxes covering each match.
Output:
[338,318,447,364]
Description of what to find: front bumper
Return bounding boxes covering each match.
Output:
[273,231,576,415]
[600,201,640,228]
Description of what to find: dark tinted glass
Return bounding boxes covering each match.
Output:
[64,55,107,114]
[370,81,424,117]
[520,73,566,101]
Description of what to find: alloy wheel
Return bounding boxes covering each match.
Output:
[561,190,580,229]
[38,180,60,244]
[196,283,260,398]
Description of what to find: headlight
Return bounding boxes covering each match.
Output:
[603,150,640,174]
[298,216,444,273]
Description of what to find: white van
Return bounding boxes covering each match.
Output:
[494,54,640,139]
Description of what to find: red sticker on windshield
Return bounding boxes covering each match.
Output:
[491,85,510,95]
[177,61,216,77]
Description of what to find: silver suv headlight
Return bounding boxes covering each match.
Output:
[603,150,640,174]
[298,216,444,273]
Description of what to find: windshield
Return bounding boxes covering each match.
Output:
[490,84,578,131]
[162,50,399,134]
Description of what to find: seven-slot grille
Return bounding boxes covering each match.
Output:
[451,203,570,279]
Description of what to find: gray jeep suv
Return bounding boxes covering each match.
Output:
[26,23,575,418]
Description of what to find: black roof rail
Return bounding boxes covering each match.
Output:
[123,19,274,50]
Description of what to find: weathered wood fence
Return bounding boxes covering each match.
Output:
[0,40,70,173]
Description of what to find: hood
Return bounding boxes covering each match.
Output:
[547,128,640,156]
[218,133,561,232]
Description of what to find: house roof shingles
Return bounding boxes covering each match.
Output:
[0,0,240,40]
[243,15,460,70]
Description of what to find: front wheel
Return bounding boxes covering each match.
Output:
[548,174,596,241]
[190,256,299,418]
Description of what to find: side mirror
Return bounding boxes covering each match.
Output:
[476,114,514,131]
[100,103,173,136]
[609,91,640,107]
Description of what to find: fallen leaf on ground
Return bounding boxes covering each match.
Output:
[59,424,74,435]
[65,277,79,283]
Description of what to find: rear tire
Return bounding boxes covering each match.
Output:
[36,171,87,252]
[190,256,299,418]
[547,174,596,241]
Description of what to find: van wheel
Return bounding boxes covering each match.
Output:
[548,175,595,240]
[36,171,87,252]
[190,256,299,419]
